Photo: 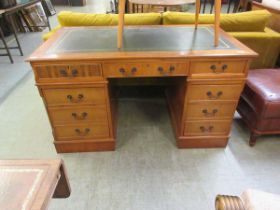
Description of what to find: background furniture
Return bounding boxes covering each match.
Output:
[128,0,195,13]
[43,10,280,69]
[0,0,51,61]
[216,189,280,210]
[0,159,71,210]
[252,1,280,33]
[0,10,14,63]
[28,25,256,153]
[237,69,280,146]
[51,0,71,6]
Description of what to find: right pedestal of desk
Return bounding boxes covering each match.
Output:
[167,58,250,148]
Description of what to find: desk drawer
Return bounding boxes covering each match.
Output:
[185,102,237,120]
[34,63,103,82]
[54,123,110,140]
[190,60,246,76]
[184,120,231,136]
[142,62,188,77]
[187,84,244,101]
[48,105,108,125]
[43,87,106,106]
[103,60,188,77]
[103,63,142,77]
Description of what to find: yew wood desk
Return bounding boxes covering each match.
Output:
[28,25,257,153]
[0,159,70,210]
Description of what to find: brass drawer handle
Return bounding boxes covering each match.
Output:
[119,68,126,75]
[210,64,228,74]
[67,94,84,103]
[72,112,88,120]
[119,67,137,76]
[75,128,90,136]
[206,91,223,99]
[158,66,175,76]
[59,69,68,77]
[169,65,175,72]
[200,126,213,133]
[202,109,218,117]
[71,69,79,77]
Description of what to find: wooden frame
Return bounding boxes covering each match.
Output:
[117,0,222,48]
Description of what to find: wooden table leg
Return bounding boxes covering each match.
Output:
[195,0,201,29]
[53,162,71,198]
[214,0,221,47]
[118,0,125,49]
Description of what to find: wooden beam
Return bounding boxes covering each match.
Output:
[118,0,125,49]
[214,0,221,46]
[195,0,200,29]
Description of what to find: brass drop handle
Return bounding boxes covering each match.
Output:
[200,126,214,133]
[202,109,218,117]
[71,69,78,77]
[206,91,223,99]
[129,67,138,76]
[158,66,164,73]
[72,112,88,120]
[119,68,126,75]
[60,69,68,77]
[210,64,228,73]
[75,128,90,136]
[169,65,175,72]
[67,94,84,103]
[210,65,217,71]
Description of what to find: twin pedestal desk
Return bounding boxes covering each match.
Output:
[28,26,257,153]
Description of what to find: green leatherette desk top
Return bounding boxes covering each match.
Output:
[29,25,257,61]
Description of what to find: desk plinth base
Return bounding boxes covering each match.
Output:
[177,136,229,148]
[54,139,115,153]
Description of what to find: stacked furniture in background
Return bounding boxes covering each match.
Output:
[43,10,280,69]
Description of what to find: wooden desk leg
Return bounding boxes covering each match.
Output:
[53,162,71,198]
[195,0,200,29]
[0,26,13,63]
[214,0,221,47]
[117,0,125,49]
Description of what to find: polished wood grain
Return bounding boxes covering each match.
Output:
[54,123,110,140]
[215,0,222,46]
[118,0,125,49]
[28,25,257,152]
[184,120,231,136]
[48,105,108,125]
[0,159,70,210]
[42,87,107,106]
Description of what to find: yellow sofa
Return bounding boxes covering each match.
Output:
[43,10,280,69]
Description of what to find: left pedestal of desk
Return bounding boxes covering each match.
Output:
[0,159,71,210]
[31,62,116,153]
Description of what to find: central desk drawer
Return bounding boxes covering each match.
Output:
[103,60,188,77]
[185,102,237,119]
[103,63,142,77]
[54,123,110,140]
[48,105,108,125]
[190,60,246,77]
[43,87,106,106]
[142,62,188,76]
[184,120,231,136]
[187,84,244,101]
